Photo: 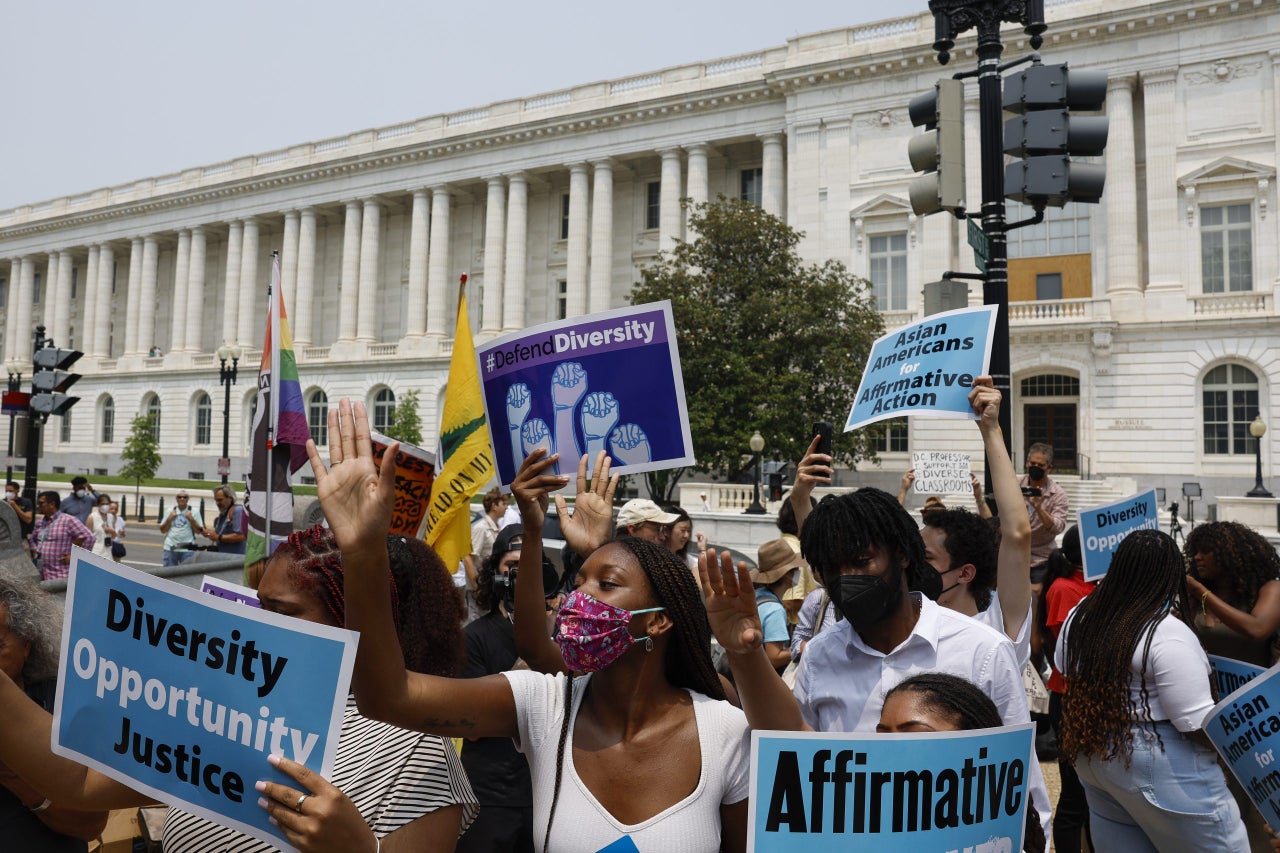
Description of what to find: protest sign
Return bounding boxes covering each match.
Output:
[1206,662,1280,830]
[475,301,694,488]
[200,576,261,609]
[55,548,357,850]
[371,431,437,538]
[912,451,972,495]
[1209,655,1267,701]
[845,305,997,432]
[749,723,1034,852]
[1076,489,1159,581]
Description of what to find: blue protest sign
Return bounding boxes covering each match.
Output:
[844,305,997,432]
[749,724,1034,852]
[1209,655,1267,700]
[476,301,694,488]
[1076,489,1159,581]
[1206,662,1280,830]
[55,548,356,850]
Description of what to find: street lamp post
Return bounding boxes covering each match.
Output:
[1247,413,1272,498]
[745,431,766,515]
[4,360,23,485]
[217,343,241,486]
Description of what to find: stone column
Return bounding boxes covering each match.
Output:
[481,178,506,334]
[81,247,100,358]
[685,143,710,210]
[280,210,300,319]
[566,163,590,317]
[356,199,381,342]
[93,244,114,357]
[294,208,317,347]
[427,187,451,336]
[15,258,35,360]
[503,173,528,332]
[406,190,430,338]
[124,239,143,355]
[138,237,159,355]
[1105,77,1140,295]
[185,227,207,352]
[42,253,59,331]
[170,230,192,353]
[1142,69,1180,290]
[658,149,683,252]
[4,259,19,361]
[338,202,361,342]
[761,132,786,218]
[221,222,243,349]
[237,217,260,346]
[52,251,73,347]
[589,160,614,313]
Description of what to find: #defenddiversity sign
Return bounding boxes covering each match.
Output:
[55,548,357,851]
[750,724,1035,853]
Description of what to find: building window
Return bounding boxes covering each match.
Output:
[1202,364,1260,455]
[740,168,763,207]
[873,418,909,453]
[559,193,571,240]
[194,392,212,446]
[308,390,329,447]
[372,388,395,434]
[1020,375,1080,397]
[145,395,161,442]
[869,233,908,312]
[0,278,7,305]
[555,280,568,320]
[1007,202,1092,257]
[100,396,114,444]
[70,267,77,299]
[1201,203,1252,293]
[60,411,72,443]
[645,182,661,230]
[1035,273,1063,301]
[32,274,41,304]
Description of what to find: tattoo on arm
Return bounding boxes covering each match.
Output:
[419,715,477,730]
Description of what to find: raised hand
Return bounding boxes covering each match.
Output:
[256,754,373,853]
[609,423,651,465]
[968,375,1001,432]
[698,549,763,655]
[506,382,532,469]
[520,418,554,456]
[511,449,569,532]
[305,399,396,555]
[554,451,619,558]
[551,363,588,470]
[793,434,833,500]
[580,391,621,459]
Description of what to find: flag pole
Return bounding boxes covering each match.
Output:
[265,251,280,559]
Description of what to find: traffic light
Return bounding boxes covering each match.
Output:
[30,345,82,416]
[908,78,965,216]
[1003,63,1109,207]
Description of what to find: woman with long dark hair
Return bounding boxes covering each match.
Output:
[1184,520,1280,666]
[1056,529,1248,851]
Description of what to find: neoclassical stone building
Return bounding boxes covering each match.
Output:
[0,0,1276,507]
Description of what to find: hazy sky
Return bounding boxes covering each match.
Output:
[2,1,900,210]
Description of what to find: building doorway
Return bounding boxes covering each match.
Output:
[1020,374,1079,475]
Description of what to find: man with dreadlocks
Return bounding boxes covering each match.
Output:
[314,399,751,853]
[1055,529,1248,851]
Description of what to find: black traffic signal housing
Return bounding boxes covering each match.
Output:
[1003,63,1109,207]
[908,78,966,216]
[31,345,82,416]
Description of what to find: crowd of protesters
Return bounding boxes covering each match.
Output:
[0,384,1277,852]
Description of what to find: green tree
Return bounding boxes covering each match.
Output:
[119,414,162,502]
[629,197,885,500]
[383,388,424,447]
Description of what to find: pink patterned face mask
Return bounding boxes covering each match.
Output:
[553,590,665,672]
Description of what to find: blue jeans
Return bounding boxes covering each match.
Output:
[1074,721,1248,852]
[162,548,194,567]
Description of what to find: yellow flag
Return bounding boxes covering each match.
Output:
[425,278,495,570]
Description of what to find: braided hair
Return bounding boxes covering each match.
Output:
[1060,529,1190,766]
[885,673,1046,853]
[1184,520,1280,611]
[922,508,997,610]
[800,488,934,594]
[542,536,724,851]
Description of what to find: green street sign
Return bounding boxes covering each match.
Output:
[967,218,990,272]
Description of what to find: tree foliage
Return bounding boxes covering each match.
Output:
[630,197,885,483]
[383,388,424,447]
[119,414,162,500]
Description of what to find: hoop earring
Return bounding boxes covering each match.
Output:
[644,636,654,652]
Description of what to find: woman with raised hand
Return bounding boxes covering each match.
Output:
[1055,529,1248,851]
[0,525,478,853]
[314,399,749,853]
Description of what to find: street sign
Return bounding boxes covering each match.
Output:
[217,457,231,476]
[967,218,990,273]
[1,391,30,415]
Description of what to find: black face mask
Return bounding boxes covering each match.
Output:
[833,563,904,631]
[1027,465,1046,482]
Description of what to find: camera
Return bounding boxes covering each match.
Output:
[493,568,518,605]
[1021,486,1042,498]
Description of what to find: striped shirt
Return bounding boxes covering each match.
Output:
[162,695,478,852]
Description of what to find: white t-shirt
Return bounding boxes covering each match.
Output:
[1055,606,1215,732]
[973,594,1034,671]
[503,670,750,853]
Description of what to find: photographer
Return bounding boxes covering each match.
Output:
[200,485,246,555]
[1019,443,1068,593]
[159,491,198,566]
